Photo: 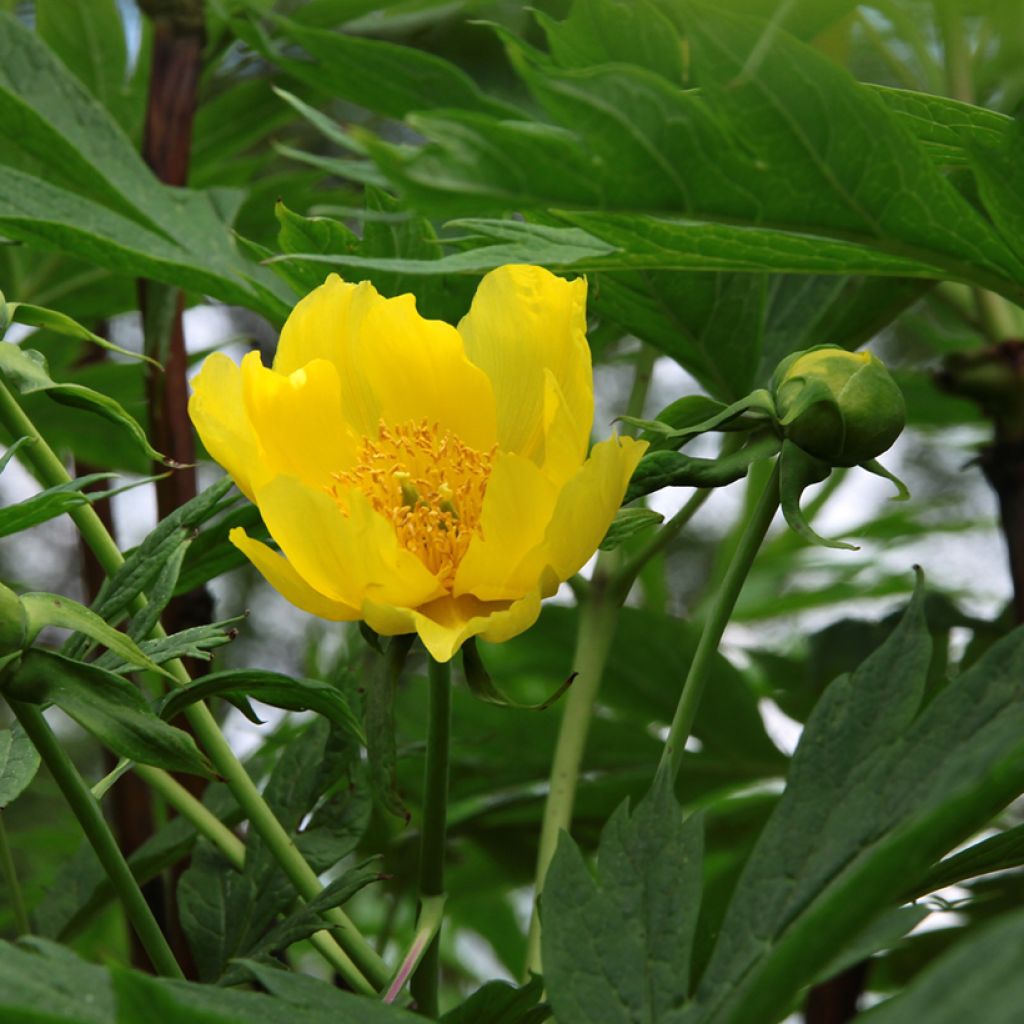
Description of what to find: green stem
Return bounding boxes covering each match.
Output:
[410,657,452,1018]
[134,764,244,869]
[526,562,622,975]
[133,764,369,992]
[0,379,387,992]
[659,463,780,782]
[385,895,446,1005]
[0,811,29,935]
[9,701,182,978]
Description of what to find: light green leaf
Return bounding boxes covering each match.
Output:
[599,508,665,551]
[20,592,171,678]
[0,343,165,463]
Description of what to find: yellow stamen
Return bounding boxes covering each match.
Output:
[329,419,494,589]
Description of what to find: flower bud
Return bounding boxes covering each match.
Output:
[772,346,905,466]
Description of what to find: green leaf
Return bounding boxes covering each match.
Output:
[625,435,781,502]
[264,13,520,121]
[686,578,1024,1024]
[0,435,30,476]
[914,823,1024,898]
[0,344,165,464]
[0,472,116,539]
[95,618,243,673]
[1,299,151,364]
[872,85,1012,167]
[440,975,549,1024]
[542,773,703,1024]
[599,508,664,551]
[158,670,364,745]
[20,592,171,678]
[2,650,212,777]
[35,0,133,131]
[0,939,113,1023]
[564,211,947,278]
[181,718,369,980]
[538,0,684,83]
[219,861,383,985]
[71,477,236,645]
[675,2,1024,292]
[859,910,1024,1023]
[34,784,241,943]
[0,722,40,809]
[0,13,284,316]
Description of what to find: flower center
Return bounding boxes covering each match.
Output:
[330,419,494,588]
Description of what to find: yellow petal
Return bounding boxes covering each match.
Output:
[363,589,543,663]
[353,291,496,450]
[539,436,648,583]
[240,352,358,489]
[453,452,558,601]
[188,352,261,501]
[538,367,589,487]
[255,475,444,609]
[230,528,360,621]
[458,265,591,465]
[275,273,496,449]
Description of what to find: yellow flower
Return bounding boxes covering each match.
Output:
[189,265,646,662]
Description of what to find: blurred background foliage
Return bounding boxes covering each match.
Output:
[2,0,1024,1020]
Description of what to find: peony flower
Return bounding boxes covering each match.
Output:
[189,265,646,662]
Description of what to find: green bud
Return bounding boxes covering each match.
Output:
[771,346,906,467]
[0,583,26,657]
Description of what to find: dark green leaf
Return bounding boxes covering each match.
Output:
[914,823,1024,898]
[542,773,703,1024]
[3,650,211,777]
[219,861,382,985]
[625,435,780,502]
[158,670,363,745]
[266,14,520,121]
[687,579,1024,1024]
[0,722,40,809]
[859,910,1024,1024]
[441,975,549,1024]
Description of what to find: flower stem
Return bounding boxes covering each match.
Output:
[526,561,622,975]
[8,701,183,978]
[410,657,452,1017]
[0,811,29,935]
[384,894,446,1005]
[0,379,387,991]
[659,462,780,782]
[134,764,371,992]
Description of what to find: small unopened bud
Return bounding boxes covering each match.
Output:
[772,346,906,466]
